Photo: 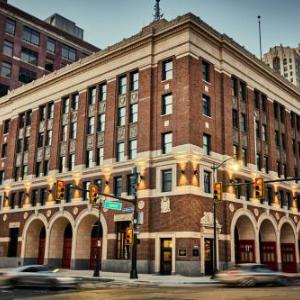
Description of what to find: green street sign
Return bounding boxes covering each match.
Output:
[104,200,123,211]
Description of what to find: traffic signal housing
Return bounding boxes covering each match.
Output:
[125,226,133,245]
[253,177,264,199]
[89,184,99,205]
[55,180,65,200]
[213,182,222,201]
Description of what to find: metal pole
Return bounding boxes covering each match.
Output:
[212,165,217,278]
[258,16,262,60]
[93,201,101,277]
[130,167,138,279]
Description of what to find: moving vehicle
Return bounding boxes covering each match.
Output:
[0,265,78,288]
[216,264,289,287]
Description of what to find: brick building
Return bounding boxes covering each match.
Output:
[0,13,299,276]
[0,0,98,97]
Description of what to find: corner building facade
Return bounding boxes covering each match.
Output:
[0,14,300,276]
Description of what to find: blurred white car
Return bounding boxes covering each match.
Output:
[0,265,78,288]
[216,264,289,287]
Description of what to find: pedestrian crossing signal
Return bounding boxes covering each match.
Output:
[125,226,133,245]
[213,182,222,201]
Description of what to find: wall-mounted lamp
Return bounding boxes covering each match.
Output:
[275,191,279,196]
[193,170,198,176]
[105,180,109,185]
[180,170,185,175]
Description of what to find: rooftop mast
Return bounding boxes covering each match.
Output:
[153,0,163,21]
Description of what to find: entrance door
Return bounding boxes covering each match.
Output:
[281,243,297,273]
[89,238,102,270]
[37,239,45,265]
[204,238,214,275]
[160,239,172,275]
[260,241,277,271]
[62,224,72,268]
[238,240,255,263]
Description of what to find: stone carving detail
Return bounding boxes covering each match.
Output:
[129,124,138,139]
[62,114,69,125]
[45,146,50,159]
[60,142,67,156]
[130,91,138,104]
[138,200,145,210]
[99,102,106,113]
[97,132,105,146]
[254,208,259,217]
[118,95,126,107]
[23,212,28,220]
[73,207,78,215]
[69,139,76,153]
[117,127,126,142]
[87,135,94,149]
[37,148,43,161]
[71,111,78,122]
[200,212,220,227]
[23,152,28,164]
[47,119,53,130]
[88,105,95,116]
[294,216,298,224]
[229,203,235,212]
[275,212,280,221]
[25,127,31,136]
[46,210,52,218]
[3,214,7,222]
[161,197,170,213]
[16,154,22,166]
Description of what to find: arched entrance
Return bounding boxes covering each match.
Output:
[48,217,73,268]
[23,219,46,265]
[280,223,297,273]
[75,214,103,270]
[259,219,277,270]
[234,215,256,263]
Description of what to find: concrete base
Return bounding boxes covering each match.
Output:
[0,257,21,268]
[175,261,201,276]
[102,259,155,274]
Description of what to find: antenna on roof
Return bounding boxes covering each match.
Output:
[153,0,163,21]
[258,16,262,60]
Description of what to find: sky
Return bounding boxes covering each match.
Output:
[9,0,300,58]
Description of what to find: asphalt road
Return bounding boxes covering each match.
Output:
[2,285,300,300]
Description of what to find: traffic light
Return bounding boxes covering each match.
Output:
[55,180,65,200]
[125,226,133,245]
[213,182,222,201]
[253,178,264,199]
[89,184,99,204]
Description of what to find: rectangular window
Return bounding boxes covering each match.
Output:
[130,71,139,91]
[21,48,38,65]
[96,147,104,166]
[83,181,91,201]
[1,144,7,158]
[98,114,105,132]
[203,170,211,193]
[116,222,131,259]
[99,83,107,101]
[282,134,286,150]
[118,75,127,95]
[231,77,238,97]
[280,106,285,123]
[5,18,16,35]
[16,139,22,153]
[35,162,41,177]
[128,140,137,160]
[267,187,273,206]
[262,124,267,141]
[255,121,260,138]
[162,169,172,192]
[162,59,173,81]
[256,153,261,170]
[70,122,77,139]
[88,87,96,105]
[43,160,49,176]
[46,130,52,146]
[65,184,73,203]
[3,40,13,57]
[261,95,267,112]
[254,91,260,110]
[240,113,247,131]
[59,156,66,173]
[3,120,10,134]
[241,148,247,166]
[130,104,138,123]
[276,161,281,176]
[22,165,28,179]
[7,228,18,257]
[19,67,36,84]
[71,94,79,111]
[1,61,12,78]
[162,93,172,115]
[0,84,9,97]
[264,156,269,173]
[275,130,280,146]
[86,150,93,168]
[240,82,247,102]
[0,170,5,185]
[232,109,239,128]
[87,117,95,134]
[162,132,172,154]
[61,45,76,61]
[31,189,38,207]
[23,26,40,45]
[203,94,210,116]
[61,125,68,141]
[25,110,32,126]
[274,102,278,119]
[233,144,239,159]
[45,56,54,72]
[19,113,25,128]
[40,188,47,205]
[202,61,210,82]
[117,107,126,126]
[47,103,54,119]
[47,37,55,53]
[68,154,75,171]
[127,174,135,196]
[39,105,46,122]
[116,142,125,162]
[203,134,211,155]
[38,132,44,147]
[114,176,122,197]
[14,167,20,181]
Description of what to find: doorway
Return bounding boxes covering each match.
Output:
[204,238,214,275]
[37,227,46,265]
[160,238,172,275]
[62,224,72,268]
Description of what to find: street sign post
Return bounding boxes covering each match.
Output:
[122,207,134,213]
[104,200,123,211]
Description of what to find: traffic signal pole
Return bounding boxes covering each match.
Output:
[130,167,138,279]
[93,200,102,277]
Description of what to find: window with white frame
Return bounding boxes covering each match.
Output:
[203,170,212,193]
[162,93,172,115]
[128,140,137,160]
[162,132,172,154]
[116,142,125,162]
[161,169,172,192]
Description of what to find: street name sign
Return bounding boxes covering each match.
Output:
[104,200,123,211]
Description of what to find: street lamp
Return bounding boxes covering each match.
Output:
[211,157,240,278]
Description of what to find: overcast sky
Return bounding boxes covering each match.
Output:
[9,0,300,57]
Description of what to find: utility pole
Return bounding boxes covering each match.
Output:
[130,166,139,279]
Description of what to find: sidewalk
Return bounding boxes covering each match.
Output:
[58,269,218,285]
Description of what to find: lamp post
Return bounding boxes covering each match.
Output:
[211,157,239,278]
[93,196,103,277]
